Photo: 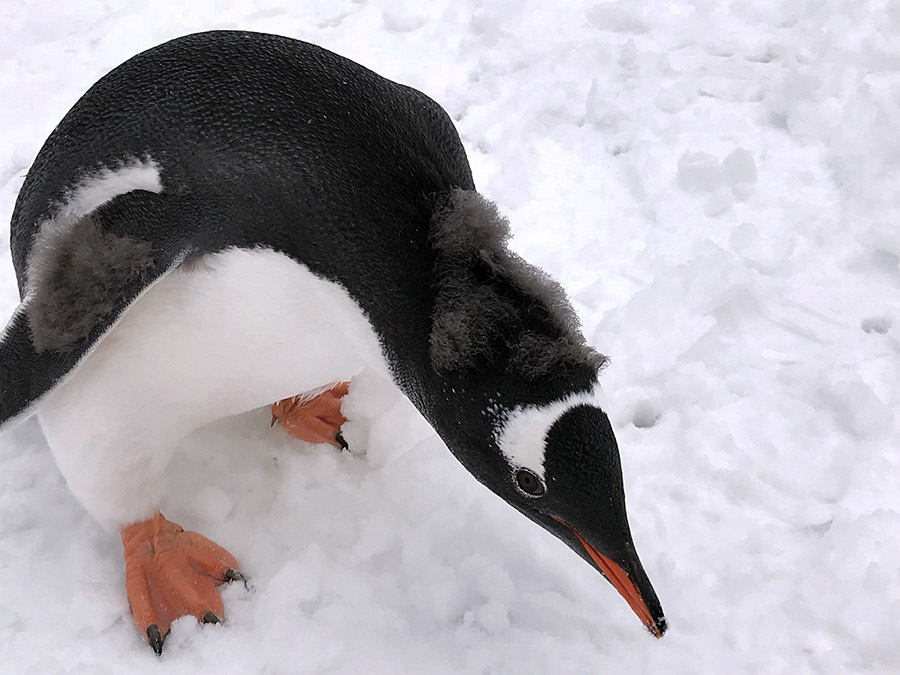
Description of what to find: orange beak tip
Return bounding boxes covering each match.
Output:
[557,518,664,639]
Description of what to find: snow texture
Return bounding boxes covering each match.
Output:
[0,1,898,673]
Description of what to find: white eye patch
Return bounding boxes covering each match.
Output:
[494,383,608,480]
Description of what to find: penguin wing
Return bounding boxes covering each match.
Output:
[0,189,201,429]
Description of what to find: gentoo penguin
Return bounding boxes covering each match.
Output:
[2,30,666,653]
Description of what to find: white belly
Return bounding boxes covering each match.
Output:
[37,247,391,528]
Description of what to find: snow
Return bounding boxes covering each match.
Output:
[1,0,899,672]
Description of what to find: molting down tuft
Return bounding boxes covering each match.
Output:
[429,189,607,378]
[26,216,155,352]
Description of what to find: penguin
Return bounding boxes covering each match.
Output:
[1,30,666,654]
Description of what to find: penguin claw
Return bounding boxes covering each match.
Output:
[224,567,249,589]
[202,611,221,624]
[147,624,164,656]
[335,431,348,451]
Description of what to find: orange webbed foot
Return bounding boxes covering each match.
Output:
[271,381,349,448]
[121,512,242,655]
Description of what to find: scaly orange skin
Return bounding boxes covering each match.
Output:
[121,512,241,653]
[271,381,349,447]
[121,383,351,654]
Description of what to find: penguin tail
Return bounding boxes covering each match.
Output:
[0,189,199,431]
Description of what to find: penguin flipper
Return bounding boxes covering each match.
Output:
[0,189,199,429]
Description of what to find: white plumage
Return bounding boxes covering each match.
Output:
[494,385,609,480]
[37,246,391,530]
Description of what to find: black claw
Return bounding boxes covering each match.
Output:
[202,611,221,624]
[335,431,348,451]
[224,568,245,583]
[147,624,164,656]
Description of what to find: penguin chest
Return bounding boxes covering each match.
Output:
[39,247,391,440]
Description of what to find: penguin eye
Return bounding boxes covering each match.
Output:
[515,468,545,497]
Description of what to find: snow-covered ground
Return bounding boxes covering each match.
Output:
[1,1,898,672]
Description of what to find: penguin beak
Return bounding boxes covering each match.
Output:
[552,516,667,638]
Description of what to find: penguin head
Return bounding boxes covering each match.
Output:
[421,187,664,634]
[493,392,667,638]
